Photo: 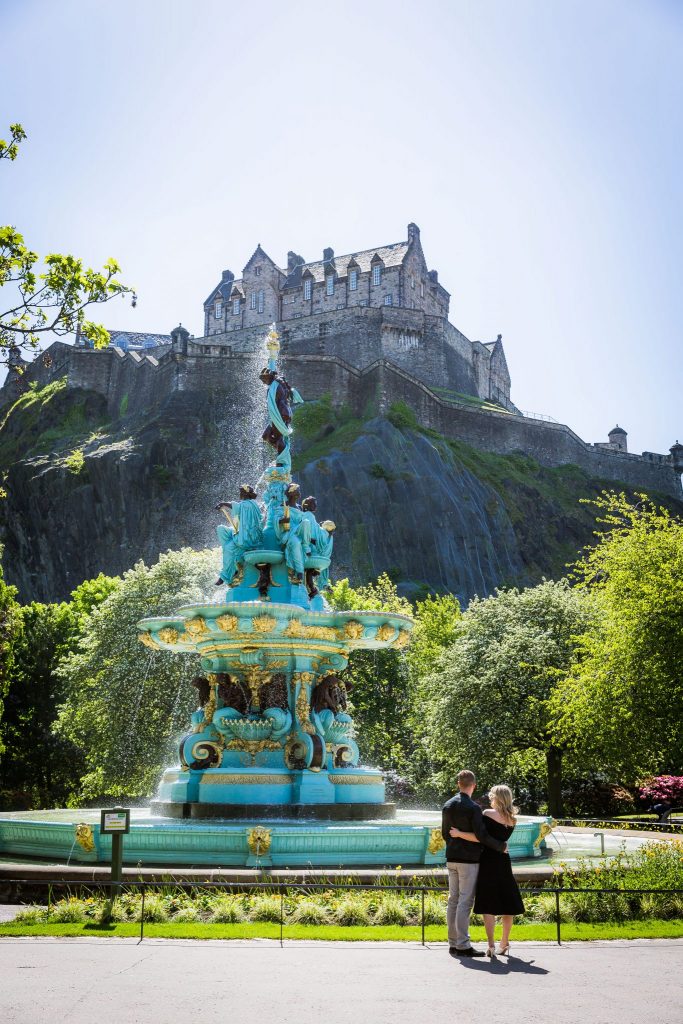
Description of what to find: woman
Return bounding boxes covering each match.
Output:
[449,784,525,956]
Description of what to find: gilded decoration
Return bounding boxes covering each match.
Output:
[534,821,555,847]
[138,632,160,650]
[247,826,272,857]
[295,686,316,735]
[375,623,395,642]
[226,738,281,755]
[392,629,411,650]
[202,676,218,727]
[252,614,277,633]
[158,626,179,645]
[330,775,379,785]
[291,671,315,688]
[428,828,446,854]
[200,774,293,785]
[215,613,238,632]
[74,823,95,852]
[241,666,271,708]
[344,620,364,640]
[185,616,208,636]
[284,619,338,642]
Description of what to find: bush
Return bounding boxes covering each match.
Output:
[135,895,168,923]
[172,905,201,922]
[335,896,371,926]
[640,777,683,809]
[288,899,331,925]
[50,899,87,923]
[373,895,409,926]
[246,895,281,923]
[422,894,447,925]
[14,905,47,924]
[561,776,636,818]
[210,897,245,923]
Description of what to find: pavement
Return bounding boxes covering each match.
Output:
[1,937,681,1024]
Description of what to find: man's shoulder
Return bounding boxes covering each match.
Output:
[442,793,464,811]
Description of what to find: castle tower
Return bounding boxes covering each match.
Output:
[670,441,683,476]
[170,324,190,356]
[608,425,628,452]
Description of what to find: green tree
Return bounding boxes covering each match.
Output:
[422,579,591,815]
[551,492,683,782]
[0,573,120,809]
[0,123,134,367]
[55,548,216,800]
[0,561,22,757]
[327,574,413,773]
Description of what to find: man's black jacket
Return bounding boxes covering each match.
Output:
[441,792,506,863]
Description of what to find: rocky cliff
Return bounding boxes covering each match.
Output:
[2,378,680,604]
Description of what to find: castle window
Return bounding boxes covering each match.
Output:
[420,282,424,298]
[349,269,358,291]
[304,279,312,300]
[214,300,223,319]
[257,290,265,313]
[250,292,257,310]
[232,298,240,315]
[372,265,381,286]
[411,276,415,289]
[384,294,393,306]
[254,266,261,276]
[326,276,334,296]
[319,322,330,338]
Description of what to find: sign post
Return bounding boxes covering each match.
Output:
[100,807,130,897]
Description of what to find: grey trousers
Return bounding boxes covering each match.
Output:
[446,861,480,949]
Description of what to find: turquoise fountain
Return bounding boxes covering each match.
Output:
[0,326,552,869]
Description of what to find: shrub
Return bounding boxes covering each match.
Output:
[288,899,331,925]
[561,776,636,818]
[373,895,409,926]
[50,899,87,923]
[65,448,85,475]
[246,895,281,923]
[335,896,371,926]
[14,905,47,924]
[422,894,447,925]
[134,895,168,923]
[210,897,245,923]
[172,905,201,923]
[640,777,683,809]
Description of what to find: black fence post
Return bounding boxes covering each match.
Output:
[139,883,146,943]
[555,889,561,946]
[280,888,284,948]
[421,889,425,946]
[47,884,52,921]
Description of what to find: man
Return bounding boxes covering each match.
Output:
[442,769,507,958]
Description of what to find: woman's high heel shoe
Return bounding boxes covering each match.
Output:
[497,944,510,956]
[486,946,495,957]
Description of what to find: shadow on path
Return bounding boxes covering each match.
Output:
[456,953,549,976]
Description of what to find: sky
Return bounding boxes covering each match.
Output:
[1,0,682,455]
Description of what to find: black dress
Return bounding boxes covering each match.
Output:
[473,817,525,916]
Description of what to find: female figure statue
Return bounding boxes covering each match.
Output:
[215,484,263,586]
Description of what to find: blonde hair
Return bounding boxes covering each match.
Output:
[489,785,519,825]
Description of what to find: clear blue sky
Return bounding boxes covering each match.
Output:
[2,0,681,455]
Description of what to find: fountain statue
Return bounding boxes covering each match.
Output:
[137,325,414,824]
[0,326,553,870]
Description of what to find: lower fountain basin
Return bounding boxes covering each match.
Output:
[0,808,553,867]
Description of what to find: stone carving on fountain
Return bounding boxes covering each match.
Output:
[138,325,414,820]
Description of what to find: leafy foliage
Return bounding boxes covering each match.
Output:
[55,548,216,800]
[421,579,592,813]
[0,122,134,367]
[640,776,683,808]
[551,493,683,782]
[0,561,22,757]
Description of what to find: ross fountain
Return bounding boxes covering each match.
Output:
[0,327,553,869]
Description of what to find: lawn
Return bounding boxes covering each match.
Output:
[1,920,681,942]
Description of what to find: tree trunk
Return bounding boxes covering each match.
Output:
[546,745,563,817]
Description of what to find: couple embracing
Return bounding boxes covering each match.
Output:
[441,769,525,958]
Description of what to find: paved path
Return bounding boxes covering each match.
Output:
[1,938,681,1024]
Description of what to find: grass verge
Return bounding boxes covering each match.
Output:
[1,920,681,941]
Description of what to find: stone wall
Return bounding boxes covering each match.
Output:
[2,341,678,499]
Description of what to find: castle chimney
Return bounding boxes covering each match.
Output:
[608,425,628,452]
[323,247,334,263]
[287,251,305,273]
[428,269,438,284]
[407,222,420,244]
[221,269,234,283]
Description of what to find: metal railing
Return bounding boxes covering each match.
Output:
[4,878,682,948]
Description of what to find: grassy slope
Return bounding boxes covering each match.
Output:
[1,920,682,941]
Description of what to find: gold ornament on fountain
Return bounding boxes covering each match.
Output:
[247,825,272,857]
[75,823,95,852]
[428,828,446,855]
[138,632,160,650]
[265,324,280,361]
[344,620,364,640]
[392,629,411,650]
[158,627,179,645]
[185,616,208,636]
[216,613,238,632]
[375,623,395,642]
[252,614,277,633]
